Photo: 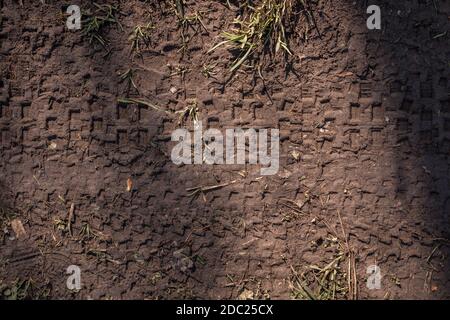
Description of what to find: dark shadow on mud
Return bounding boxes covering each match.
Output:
[1,0,240,299]
[351,0,450,296]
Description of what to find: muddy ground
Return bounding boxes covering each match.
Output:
[0,0,449,299]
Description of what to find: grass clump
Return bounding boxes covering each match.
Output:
[289,211,358,300]
[172,0,208,52]
[82,3,123,48]
[119,68,139,94]
[0,199,15,239]
[129,23,155,55]
[0,278,51,300]
[290,250,349,300]
[209,0,313,72]
[201,62,218,78]
[177,99,199,125]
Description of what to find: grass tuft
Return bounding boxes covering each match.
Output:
[129,23,155,56]
[209,0,313,72]
[290,251,348,300]
[177,99,199,124]
[119,68,139,94]
[0,278,51,300]
[201,62,218,78]
[82,3,123,48]
[171,0,208,53]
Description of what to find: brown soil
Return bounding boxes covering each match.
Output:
[0,0,449,299]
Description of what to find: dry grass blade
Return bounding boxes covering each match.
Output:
[187,180,237,202]
[279,197,309,213]
[119,69,139,94]
[67,203,75,237]
[289,265,317,300]
[337,210,358,300]
[117,98,172,115]
[187,180,237,195]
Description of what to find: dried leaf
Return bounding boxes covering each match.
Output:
[127,178,133,192]
[11,219,26,239]
[292,150,300,161]
[48,141,57,150]
[238,170,247,178]
[238,289,254,300]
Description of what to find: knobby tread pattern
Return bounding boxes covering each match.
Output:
[0,0,449,299]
